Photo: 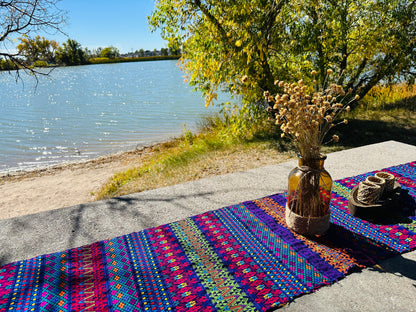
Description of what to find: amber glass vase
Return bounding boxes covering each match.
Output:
[285,154,333,235]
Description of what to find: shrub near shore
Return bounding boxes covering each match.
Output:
[96,83,416,200]
[89,55,180,64]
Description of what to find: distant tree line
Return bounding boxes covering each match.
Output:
[0,35,181,70]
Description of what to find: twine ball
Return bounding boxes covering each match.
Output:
[375,171,395,193]
[357,181,381,205]
[365,176,386,196]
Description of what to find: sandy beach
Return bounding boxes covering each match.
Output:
[1,142,292,220]
[0,147,156,220]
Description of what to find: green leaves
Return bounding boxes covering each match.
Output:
[150,0,416,111]
[55,39,88,66]
[100,46,120,59]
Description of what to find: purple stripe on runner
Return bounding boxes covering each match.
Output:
[269,193,287,205]
[242,199,344,281]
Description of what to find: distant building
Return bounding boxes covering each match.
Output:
[120,50,165,58]
[122,52,143,58]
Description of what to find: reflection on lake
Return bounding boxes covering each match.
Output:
[0,60,231,173]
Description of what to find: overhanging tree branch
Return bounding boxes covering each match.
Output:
[0,0,65,77]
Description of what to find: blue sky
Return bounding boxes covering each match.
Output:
[54,0,166,53]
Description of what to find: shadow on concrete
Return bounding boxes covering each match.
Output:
[305,208,416,288]
[64,188,228,252]
[369,254,416,286]
[1,185,272,265]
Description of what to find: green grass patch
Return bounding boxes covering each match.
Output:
[95,129,227,199]
[96,83,416,200]
[95,118,290,200]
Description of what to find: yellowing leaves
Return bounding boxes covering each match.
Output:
[151,0,416,113]
[205,93,218,107]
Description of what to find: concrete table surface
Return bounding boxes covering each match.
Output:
[1,140,415,311]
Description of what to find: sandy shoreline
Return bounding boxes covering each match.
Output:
[1,140,293,221]
[0,145,157,220]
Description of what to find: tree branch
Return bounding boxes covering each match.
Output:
[0,0,65,79]
[263,0,288,42]
[192,0,229,46]
[405,69,416,76]
[0,0,64,43]
[346,57,367,90]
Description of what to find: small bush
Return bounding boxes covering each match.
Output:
[33,60,49,68]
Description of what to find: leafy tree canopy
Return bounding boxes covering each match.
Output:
[55,39,88,66]
[160,47,169,56]
[137,48,145,57]
[101,46,120,59]
[150,0,416,108]
[17,35,59,65]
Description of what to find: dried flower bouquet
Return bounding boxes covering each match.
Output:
[264,70,359,220]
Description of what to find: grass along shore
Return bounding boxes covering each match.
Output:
[95,83,416,201]
[94,128,296,200]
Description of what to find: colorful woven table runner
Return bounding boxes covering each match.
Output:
[1,162,416,311]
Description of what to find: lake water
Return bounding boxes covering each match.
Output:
[0,60,229,173]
